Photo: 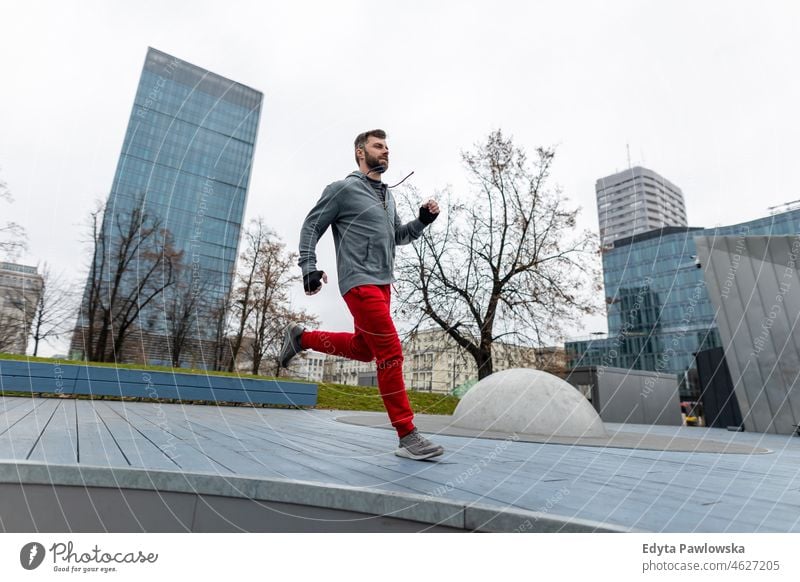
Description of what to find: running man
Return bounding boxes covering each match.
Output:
[279,129,444,460]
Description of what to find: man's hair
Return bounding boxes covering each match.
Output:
[354,129,387,164]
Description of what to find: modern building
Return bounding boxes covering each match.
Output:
[567,208,800,399]
[564,366,682,426]
[0,262,43,354]
[697,234,800,434]
[596,166,687,247]
[71,47,262,367]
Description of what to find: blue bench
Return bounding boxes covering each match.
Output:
[0,360,317,406]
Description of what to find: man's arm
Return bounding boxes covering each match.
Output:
[394,199,439,245]
[298,184,340,275]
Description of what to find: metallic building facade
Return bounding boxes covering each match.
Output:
[71,47,262,366]
[697,235,800,434]
[567,209,800,398]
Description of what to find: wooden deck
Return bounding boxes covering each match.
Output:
[1,395,800,532]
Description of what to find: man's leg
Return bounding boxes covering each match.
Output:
[343,285,415,438]
[301,329,373,362]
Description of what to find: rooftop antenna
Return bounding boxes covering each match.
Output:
[626,144,632,170]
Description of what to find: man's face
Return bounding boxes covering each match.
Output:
[360,137,389,173]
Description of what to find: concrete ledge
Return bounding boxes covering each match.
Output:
[0,462,631,532]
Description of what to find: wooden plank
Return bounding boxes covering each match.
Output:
[0,398,60,460]
[90,402,179,471]
[146,413,378,486]
[27,399,78,464]
[119,403,400,486]
[126,404,462,494]
[100,401,236,474]
[0,396,39,418]
[178,409,505,501]
[107,403,266,476]
[74,399,130,467]
[0,398,45,438]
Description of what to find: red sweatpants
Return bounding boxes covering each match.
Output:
[300,284,415,438]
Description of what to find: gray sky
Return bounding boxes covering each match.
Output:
[2,0,799,356]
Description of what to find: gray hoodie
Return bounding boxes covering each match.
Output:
[298,171,427,296]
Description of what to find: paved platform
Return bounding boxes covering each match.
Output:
[0,396,799,532]
[337,412,769,453]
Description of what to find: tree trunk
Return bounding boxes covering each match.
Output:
[475,348,493,380]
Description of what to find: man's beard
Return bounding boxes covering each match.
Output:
[364,151,388,174]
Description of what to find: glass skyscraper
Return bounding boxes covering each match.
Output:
[71,47,262,367]
[566,209,800,397]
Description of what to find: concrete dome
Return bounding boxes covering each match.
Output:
[452,369,608,438]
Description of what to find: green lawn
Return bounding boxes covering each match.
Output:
[0,353,459,415]
[317,383,459,415]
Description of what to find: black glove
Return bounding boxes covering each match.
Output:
[303,270,325,293]
[419,205,438,225]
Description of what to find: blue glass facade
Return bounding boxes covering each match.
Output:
[567,210,800,396]
[77,47,262,366]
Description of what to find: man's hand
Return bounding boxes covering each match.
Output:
[419,199,440,225]
[303,270,328,295]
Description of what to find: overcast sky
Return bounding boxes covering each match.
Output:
[2,0,799,356]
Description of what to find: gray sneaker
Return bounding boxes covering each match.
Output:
[279,325,305,368]
[395,428,444,460]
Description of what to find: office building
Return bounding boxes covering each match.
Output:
[597,166,687,247]
[0,262,43,354]
[70,47,262,367]
[567,208,800,399]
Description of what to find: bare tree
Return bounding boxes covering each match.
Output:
[208,300,233,372]
[227,218,270,372]
[162,272,213,368]
[24,265,76,356]
[249,248,317,376]
[395,130,601,380]
[228,219,318,375]
[0,173,26,259]
[76,197,181,362]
